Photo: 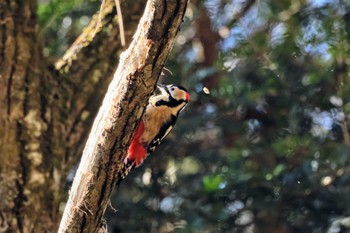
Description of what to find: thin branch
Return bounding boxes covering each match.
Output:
[58,0,188,232]
[228,0,257,27]
[114,0,125,46]
[94,0,106,35]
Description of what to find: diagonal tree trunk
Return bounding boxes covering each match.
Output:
[54,0,147,172]
[0,0,158,231]
[58,0,188,232]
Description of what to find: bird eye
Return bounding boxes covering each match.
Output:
[171,88,175,91]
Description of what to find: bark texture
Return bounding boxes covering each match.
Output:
[0,1,58,232]
[0,0,146,232]
[58,0,188,232]
[54,0,147,175]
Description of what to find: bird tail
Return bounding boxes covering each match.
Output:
[115,121,146,188]
[116,159,135,188]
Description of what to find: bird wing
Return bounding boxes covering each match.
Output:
[147,115,177,153]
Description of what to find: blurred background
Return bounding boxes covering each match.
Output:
[38,0,350,232]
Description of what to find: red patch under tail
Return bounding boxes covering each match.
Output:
[186,92,190,102]
[127,120,146,167]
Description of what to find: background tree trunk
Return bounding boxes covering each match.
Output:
[0,1,58,231]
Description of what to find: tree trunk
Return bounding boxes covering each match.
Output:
[0,0,146,231]
[58,0,188,232]
[0,1,59,231]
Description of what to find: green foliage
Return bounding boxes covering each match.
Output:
[37,0,99,57]
[203,175,224,192]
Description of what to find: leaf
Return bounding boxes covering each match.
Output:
[203,175,223,192]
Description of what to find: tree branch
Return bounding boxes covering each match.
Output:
[53,0,147,170]
[58,0,188,232]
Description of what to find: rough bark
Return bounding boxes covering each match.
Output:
[54,0,147,175]
[58,0,188,232]
[0,0,145,232]
[0,1,59,232]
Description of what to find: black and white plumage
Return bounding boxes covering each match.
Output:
[116,84,190,186]
[147,114,177,153]
[142,83,190,155]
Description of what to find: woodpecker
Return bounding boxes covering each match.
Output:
[117,84,190,185]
